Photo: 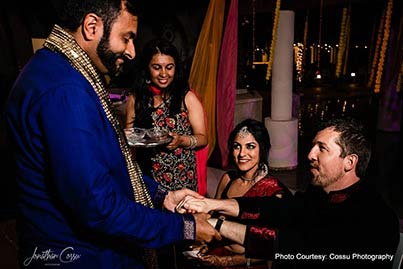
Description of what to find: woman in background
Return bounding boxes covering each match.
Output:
[125,38,208,193]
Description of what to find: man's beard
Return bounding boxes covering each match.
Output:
[97,33,123,76]
[311,170,342,189]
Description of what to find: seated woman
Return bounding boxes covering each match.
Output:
[190,119,292,269]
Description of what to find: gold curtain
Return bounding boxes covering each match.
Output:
[189,0,226,158]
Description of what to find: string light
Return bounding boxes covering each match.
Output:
[374,0,393,94]
[335,7,348,78]
[316,0,324,76]
[265,0,281,81]
[367,8,385,88]
[342,10,351,77]
[295,43,304,82]
[301,11,309,82]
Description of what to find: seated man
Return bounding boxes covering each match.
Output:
[184,118,400,269]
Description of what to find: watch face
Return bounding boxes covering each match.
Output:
[214,216,225,232]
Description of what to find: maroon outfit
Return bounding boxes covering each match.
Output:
[238,181,400,269]
[206,171,292,269]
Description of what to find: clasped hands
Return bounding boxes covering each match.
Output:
[169,192,247,266]
[164,189,221,244]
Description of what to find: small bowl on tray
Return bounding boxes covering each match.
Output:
[126,127,172,147]
[124,127,146,141]
[146,128,169,141]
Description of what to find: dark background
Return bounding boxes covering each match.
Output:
[1,0,402,216]
[0,2,402,268]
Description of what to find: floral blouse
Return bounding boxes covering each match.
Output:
[134,96,197,191]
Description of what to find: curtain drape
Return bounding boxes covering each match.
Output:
[189,0,226,158]
[216,0,238,168]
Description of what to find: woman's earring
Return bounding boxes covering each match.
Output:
[261,163,269,176]
[145,79,151,84]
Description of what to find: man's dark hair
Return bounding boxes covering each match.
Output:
[58,0,141,34]
[318,117,371,178]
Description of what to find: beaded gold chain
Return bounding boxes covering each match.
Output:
[44,25,154,208]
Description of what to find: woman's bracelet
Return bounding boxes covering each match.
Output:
[185,135,197,149]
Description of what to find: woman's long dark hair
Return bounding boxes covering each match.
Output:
[131,38,190,121]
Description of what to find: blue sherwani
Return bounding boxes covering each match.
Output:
[5,48,193,268]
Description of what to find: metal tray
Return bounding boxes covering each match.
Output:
[127,136,172,148]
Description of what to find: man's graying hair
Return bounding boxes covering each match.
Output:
[318,117,371,178]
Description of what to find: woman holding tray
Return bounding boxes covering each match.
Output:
[125,38,208,193]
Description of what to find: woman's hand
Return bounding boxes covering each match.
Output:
[166,131,181,150]
[196,254,240,267]
[185,198,240,217]
[225,243,245,254]
[183,196,213,213]
[166,132,200,151]
[164,189,203,212]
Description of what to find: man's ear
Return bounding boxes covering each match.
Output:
[344,154,358,172]
[82,13,102,41]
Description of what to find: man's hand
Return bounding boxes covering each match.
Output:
[163,188,203,212]
[194,213,221,244]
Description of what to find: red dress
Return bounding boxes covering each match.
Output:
[202,171,292,269]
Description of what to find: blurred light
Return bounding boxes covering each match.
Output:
[351,72,356,77]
